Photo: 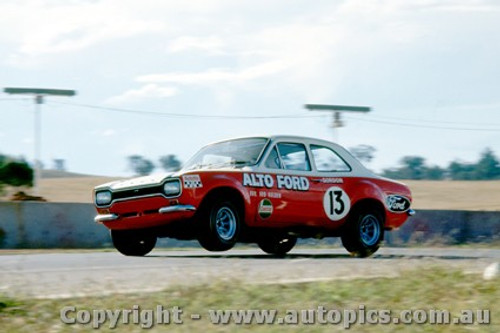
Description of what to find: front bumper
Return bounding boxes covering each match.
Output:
[94,204,196,224]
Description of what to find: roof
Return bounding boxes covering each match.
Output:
[206,134,338,147]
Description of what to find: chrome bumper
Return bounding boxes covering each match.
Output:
[94,205,196,223]
[94,214,119,223]
[407,209,416,216]
[159,205,196,214]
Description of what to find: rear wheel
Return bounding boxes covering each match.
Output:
[111,230,156,256]
[258,234,297,257]
[341,208,384,258]
[197,199,241,251]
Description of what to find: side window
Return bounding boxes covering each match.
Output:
[311,145,351,172]
[265,146,282,169]
[276,143,311,171]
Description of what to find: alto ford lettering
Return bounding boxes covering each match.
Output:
[93,135,414,257]
[243,173,274,188]
[243,173,310,191]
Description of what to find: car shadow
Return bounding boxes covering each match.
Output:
[146,252,482,260]
[147,252,349,259]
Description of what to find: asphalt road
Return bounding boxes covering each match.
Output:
[1,248,499,299]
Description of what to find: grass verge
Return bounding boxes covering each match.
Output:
[1,267,498,332]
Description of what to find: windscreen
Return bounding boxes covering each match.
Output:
[182,138,268,170]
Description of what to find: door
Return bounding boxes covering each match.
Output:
[255,142,324,226]
[308,144,353,226]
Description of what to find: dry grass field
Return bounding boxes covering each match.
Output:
[2,175,499,211]
[38,176,120,203]
[404,180,500,211]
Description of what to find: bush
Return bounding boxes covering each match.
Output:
[0,156,34,188]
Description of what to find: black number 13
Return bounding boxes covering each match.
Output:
[329,190,345,215]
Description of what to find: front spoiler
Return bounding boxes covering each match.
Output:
[94,204,196,223]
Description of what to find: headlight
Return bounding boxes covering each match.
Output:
[163,179,181,197]
[95,191,112,205]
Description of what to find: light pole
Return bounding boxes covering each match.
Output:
[3,87,76,195]
[304,104,371,142]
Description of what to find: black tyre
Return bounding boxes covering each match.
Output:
[111,230,157,256]
[197,199,241,251]
[341,208,384,258]
[257,234,297,257]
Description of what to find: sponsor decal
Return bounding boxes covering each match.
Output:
[276,175,309,191]
[258,198,273,219]
[249,190,282,199]
[385,195,411,213]
[183,175,203,188]
[323,187,351,221]
[243,173,274,188]
[243,173,309,191]
[319,177,344,184]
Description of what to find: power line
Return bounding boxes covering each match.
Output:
[50,101,326,119]
[360,113,500,127]
[345,115,500,132]
[14,99,500,131]
[0,97,33,101]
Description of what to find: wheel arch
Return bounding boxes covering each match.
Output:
[347,179,387,224]
[349,198,386,225]
[197,186,247,224]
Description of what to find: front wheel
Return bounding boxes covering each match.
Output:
[258,234,297,257]
[111,230,157,256]
[341,209,384,258]
[197,200,241,251]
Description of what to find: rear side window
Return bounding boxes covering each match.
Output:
[276,143,311,171]
[310,144,351,172]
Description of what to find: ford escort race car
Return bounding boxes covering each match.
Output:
[94,135,414,257]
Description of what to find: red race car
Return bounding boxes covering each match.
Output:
[94,136,414,257]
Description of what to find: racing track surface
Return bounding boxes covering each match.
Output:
[1,248,499,299]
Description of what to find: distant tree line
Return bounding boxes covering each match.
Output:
[125,147,500,181]
[0,154,33,192]
[127,154,182,176]
[382,148,500,180]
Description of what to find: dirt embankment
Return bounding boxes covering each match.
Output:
[3,175,500,211]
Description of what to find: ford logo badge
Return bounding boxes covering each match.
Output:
[386,195,411,213]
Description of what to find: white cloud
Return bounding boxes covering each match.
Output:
[120,143,146,156]
[105,84,179,105]
[137,60,291,86]
[167,36,226,54]
[1,0,164,65]
[101,129,117,137]
[408,0,500,13]
[22,137,33,144]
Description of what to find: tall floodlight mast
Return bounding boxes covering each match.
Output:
[304,104,371,142]
[3,87,76,195]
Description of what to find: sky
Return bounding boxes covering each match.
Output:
[1,0,500,177]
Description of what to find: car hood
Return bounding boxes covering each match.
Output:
[95,173,174,191]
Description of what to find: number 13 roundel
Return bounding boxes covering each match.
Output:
[323,186,351,221]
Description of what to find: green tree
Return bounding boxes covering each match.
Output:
[382,156,444,180]
[382,148,500,180]
[349,145,376,164]
[423,165,445,180]
[159,155,182,172]
[127,155,155,176]
[401,156,426,179]
[448,161,475,180]
[0,156,34,190]
[474,148,500,180]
